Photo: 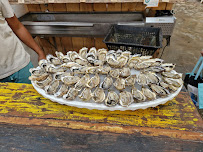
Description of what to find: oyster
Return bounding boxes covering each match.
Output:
[134,61,152,70]
[109,69,120,78]
[117,55,128,68]
[75,57,89,66]
[70,66,87,74]
[132,86,146,101]
[116,49,123,57]
[39,59,49,69]
[114,78,125,90]
[86,74,100,88]
[79,88,92,101]
[53,72,72,80]
[86,66,98,74]
[162,71,182,79]
[29,73,49,82]
[44,80,60,95]
[75,74,90,91]
[98,48,107,62]
[92,87,105,103]
[127,56,140,68]
[105,91,119,107]
[160,82,169,89]
[61,55,71,63]
[86,52,97,64]
[142,87,156,100]
[70,51,80,62]
[34,75,52,89]
[149,84,170,97]
[144,66,165,73]
[139,56,152,60]
[55,51,64,60]
[146,58,164,66]
[61,76,80,85]
[46,54,62,65]
[29,67,45,76]
[89,47,97,55]
[163,77,183,87]
[98,65,111,75]
[79,47,88,59]
[168,84,178,92]
[61,62,82,68]
[121,51,131,58]
[94,60,104,66]
[45,64,65,73]
[100,76,113,90]
[120,67,131,77]
[54,84,69,97]
[119,91,134,107]
[125,75,136,86]
[161,63,176,72]
[137,73,149,86]
[145,72,161,84]
[63,88,78,100]
[107,56,119,67]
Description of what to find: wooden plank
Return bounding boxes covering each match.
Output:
[95,37,106,49]
[54,37,63,53]
[80,3,93,11]
[166,3,174,10]
[0,83,203,141]
[121,2,137,12]
[37,37,55,55]
[93,3,107,12]
[72,37,84,52]
[66,3,80,12]
[83,37,95,49]
[61,37,73,54]
[26,4,41,12]
[53,3,67,11]
[135,2,146,11]
[107,3,122,12]
[40,4,54,12]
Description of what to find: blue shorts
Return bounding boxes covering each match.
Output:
[0,62,34,84]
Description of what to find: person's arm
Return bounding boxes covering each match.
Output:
[6,15,46,61]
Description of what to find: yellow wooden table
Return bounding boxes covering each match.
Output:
[0,82,202,151]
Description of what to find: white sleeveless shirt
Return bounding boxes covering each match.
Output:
[0,0,30,79]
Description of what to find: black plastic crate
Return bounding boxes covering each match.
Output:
[103,25,163,56]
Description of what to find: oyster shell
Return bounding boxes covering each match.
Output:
[105,91,119,107]
[116,49,123,57]
[55,51,64,60]
[45,64,65,73]
[119,91,134,107]
[46,54,62,65]
[98,65,111,75]
[44,80,60,95]
[168,84,178,92]
[75,57,89,66]
[139,56,152,60]
[86,52,97,64]
[29,67,45,76]
[70,66,87,74]
[61,76,80,85]
[109,69,120,78]
[161,63,176,72]
[132,86,146,101]
[79,88,92,101]
[98,48,107,62]
[53,72,72,80]
[145,72,161,84]
[162,71,182,79]
[61,62,82,68]
[142,87,156,100]
[117,55,128,68]
[125,75,136,86]
[94,60,104,66]
[34,75,52,89]
[89,47,97,55]
[113,78,125,90]
[160,82,169,89]
[100,76,113,90]
[39,59,49,69]
[70,52,80,62]
[75,74,90,91]
[92,87,105,103]
[86,66,98,74]
[79,47,88,59]
[127,56,140,68]
[149,84,170,97]
[29,73,49,82]
[107,56,119,67]
[120,67,131,77]
[63,88,78,100]
[163,77,183,87]
[121,51,131,58]
[144,66,165,73]
[134,61,152,70]
[54,84,69,97]
[137,73,149,86]
[86,74,100,88]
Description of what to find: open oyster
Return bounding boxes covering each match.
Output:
[54,84,69,97]
[117,55,128,68]
[161,63,176,72]
[75,74,90,91]
[44,80,60,95]
[86,74,100,88]
[105,91,119,107]
[100,76,113,90]
[145,72,161,84]
[137,73,149,86]
[79,47,88,59]
[162,71,182,79]
[98,65,111,75]
[63,88,78,100]
[127,56,140,68]
[79,88,92,101]
[109,69,120,78]
[149,84,170,97]
[119,91,134,107]
[142,87,156,100]
[61,62,82,68]
[125,75,136,86]
[132,86,146,102]
[114,78,125,90]
[92,87,105,103]
[61,76,80,85]
[162,77,183,87]
[98,48,107,62]
[120,67,131,77]
[34,75,52,89]
[46,54,62,65]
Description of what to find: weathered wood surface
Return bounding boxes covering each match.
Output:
[9,0,182,4]
[0,83,202,142]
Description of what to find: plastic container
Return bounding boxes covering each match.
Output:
[103,25,163,55]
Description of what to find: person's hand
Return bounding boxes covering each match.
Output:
[38,52,46,61]
[201,50,203,56]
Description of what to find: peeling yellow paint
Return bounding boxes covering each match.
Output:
[0,83,201,131]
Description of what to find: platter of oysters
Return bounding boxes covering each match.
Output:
[29,47,183,111]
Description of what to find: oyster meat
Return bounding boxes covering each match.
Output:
[86,66,98,74]
[149,84,170,97]
[44,80,60,95]
[109,69,120,78]
[98,48,107,62]
[145,72,161,84]
[162,71,182,79]
[100,76,113,90]
[98,65,111,75]
[75,74,90,91]
[61,76,80,85]
[63,88,78,100]
[46,54,62,65]
[53,72,72,80]
[92,87,105,103]
[45,64,65,73]
[54,84,69,97]
[34,75,52,89]
[144,66,165,73]
[132,86,146,101]
[137,73,149,86]
[120,67,131,77]
[61,62,82,68]
[79,47,88,59]
[105,91,119,107]
[160,82,169,89]
[127,56,140,68]
[163,77,183,87]
[117,55,128,68]
[142,87,156,100]
[125,75,136,86]
[119,91,134,107]
[86,74,100,88]
[79,88,92,101]
[161,63,176,72]
[114,78,125,90]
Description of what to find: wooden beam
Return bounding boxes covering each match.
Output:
[93,3,107,12]
[27,4,41,12]
[53,3,67,11]
[66,3,80,11]
[121,3,137,12]
[107,3,122,12]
